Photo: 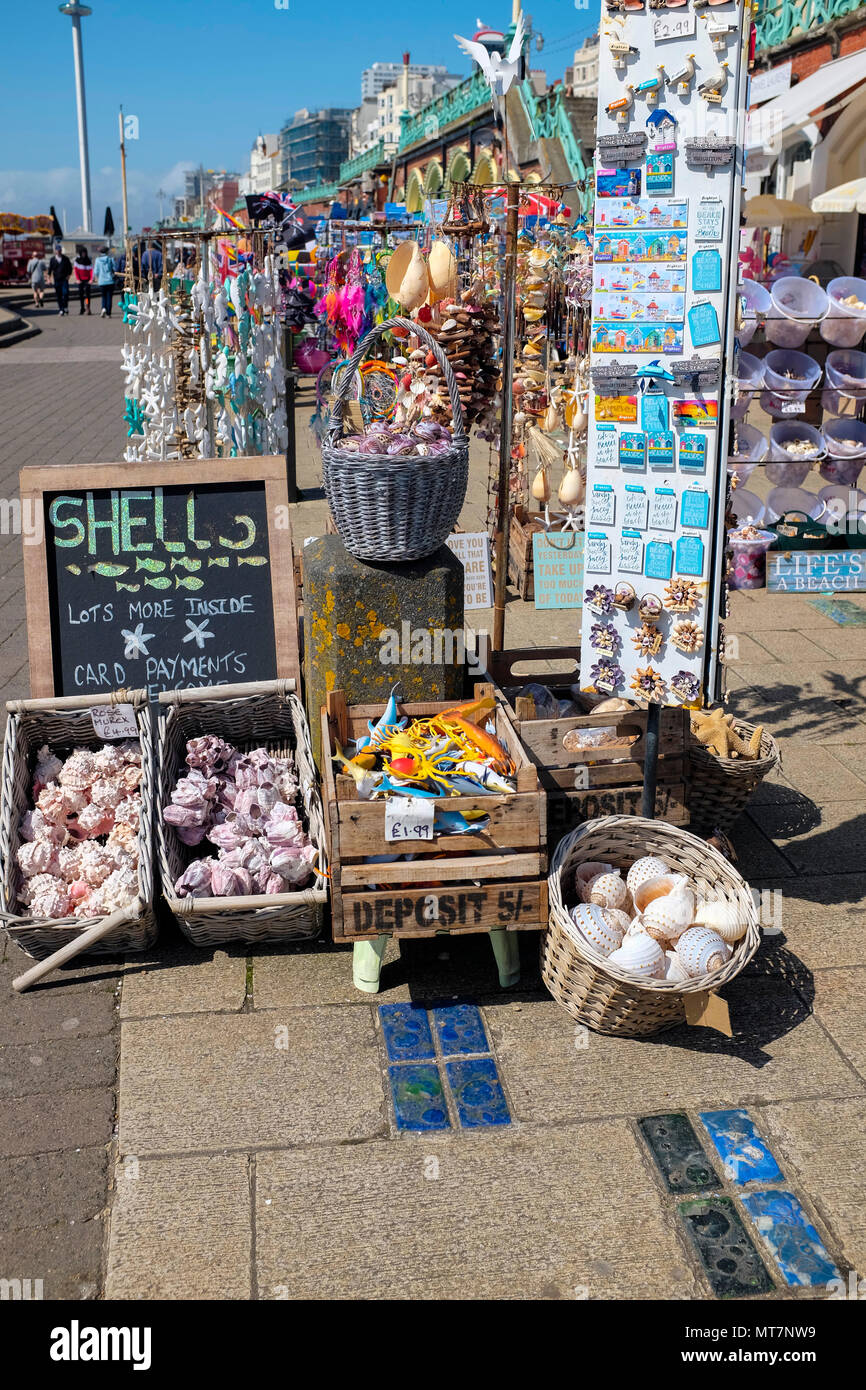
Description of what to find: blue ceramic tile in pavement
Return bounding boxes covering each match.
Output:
[740,1191,839,1288]
[445,1058,511,1128]
[387,1064,451,1131]
[432,1004,490,1057]
[378,1003,435,1063]
[699,1109,783,1185]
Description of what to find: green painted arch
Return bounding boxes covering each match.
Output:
[424,160,444,196]
[405,170,424,214]
[446,148,471,187]
[471,150,496,186]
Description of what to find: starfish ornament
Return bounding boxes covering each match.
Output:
[691,707,764,759]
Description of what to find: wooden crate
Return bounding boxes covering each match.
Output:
[321,685,548,942]
[487,647,689,843]
[507,505,544,601]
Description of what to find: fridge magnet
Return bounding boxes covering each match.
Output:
[595,197,687,230]
[585,532,613,574]
[678,432,707,470]
[595,393,638,422]
[671,353,722,388]
[665,52,695,94]
[645,108,678,150]
[594,321,683,353]
[688,301,721,348]
[596,132,647,165]
[703,16,737,50]
[589,482,617,524]
[623,484,649,529]
[673,397,718,426]
[670,618,704,654]
[695,197,724,241]
[608,39,637,71]
[636,358,676,387]
[594,228,686,262]
[683,134,736,166]
[613,580,637,611]
[650,487,677,530]
[692,248,723,294]
[645,539,674,580]
[680,486,710,528]
[698,60,729,102]
[594,263,686,294]
[646,150,675,193]
[619,431,646,468]
[638,592,663,621]
[635,66,666,107]
[584,584,615,616]
[663,576,702,612]
[647,430,675,469]
[594,290,685,322]
[589,657,625,695]
[619,529,645,573]
[606,85,636,124]
[631,665,666,702]
[589,620,622,655]
[632,620,663,658]
[595,423,619,467]
[675,533,706,576]
[670,670,701,704]
[597,167,642,197]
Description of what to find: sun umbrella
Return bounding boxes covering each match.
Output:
[743,195,823,227]
[49,205,63,239]
[104,206,115,237]
[811,178,866,214]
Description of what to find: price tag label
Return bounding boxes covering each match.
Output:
[385,795,435,843]
[652,11,696,41]
[90,704,138,740]
[780,400,805,414]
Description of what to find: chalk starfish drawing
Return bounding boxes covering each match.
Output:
[182,618,215,650]
[121,622,154,660]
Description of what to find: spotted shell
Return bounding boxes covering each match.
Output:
[568,902,624,958]
[640,875,695,943]
[675,927,732,979]
[600,907,632,935]
[587,870,628,911]
[626,855,670,897]
[693,897,748,943]
[607,933,666,979]
[577,861,615,901]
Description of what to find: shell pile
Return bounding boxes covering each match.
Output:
[422,292,500,433]
[838,293,866,311]
[16,741,143,920]
[164,735,316,898]
[783,438,818,457]
[564,854,747,982]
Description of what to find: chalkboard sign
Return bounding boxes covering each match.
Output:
[20,458,298,700]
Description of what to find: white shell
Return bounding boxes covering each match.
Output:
[530,467,551,503]
[625,914,648,937]
[641,874,695,942]
[608,933,666,978]
[587,870,628,911]
[568,902,624,958]
[693,897,748,943]
[626,855,670,897]
[676,927,732,979]
[600,907,631,935]
[576,861,614,897]
[665,950,691,983]
[558,467,585,506]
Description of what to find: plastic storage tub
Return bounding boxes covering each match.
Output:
[765,487,825,523]
[728,529,776,589]
[766,422,824,485]
[766,276,828,347]
[728,422,767,484]
[738,278,772,347]
[731,351,765,419]
[823,417,866,459]
[763,350,822,402]
[822,277,866,347]
[730,488,766,525]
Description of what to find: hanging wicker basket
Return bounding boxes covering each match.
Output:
[687,721,781,833]
[321,316,469,562]
[543,816,760,1037]
[0,689,157,961]
[156,679,328,947]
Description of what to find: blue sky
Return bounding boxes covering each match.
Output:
[0,1,595,232]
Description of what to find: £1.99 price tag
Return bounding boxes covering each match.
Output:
[385,795,435,842]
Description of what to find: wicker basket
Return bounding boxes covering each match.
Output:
[543,816,760,1037]
[687,721,781,833]
[321,316,469,562]
[0,689,157,961]
[156,679,328,946]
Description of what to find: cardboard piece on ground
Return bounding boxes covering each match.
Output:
[684,990,732,1035]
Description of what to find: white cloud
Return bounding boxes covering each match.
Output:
[0,160,197,233]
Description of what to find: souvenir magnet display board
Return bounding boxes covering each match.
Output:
[20,457,298,700]
[580,0,748,708]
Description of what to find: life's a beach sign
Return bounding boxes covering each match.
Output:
[20,458,299,699]
[768,550,866,594]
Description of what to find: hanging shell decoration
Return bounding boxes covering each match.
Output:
[531,466,551,503]
[558,465,585,507]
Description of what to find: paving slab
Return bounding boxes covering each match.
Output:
[0,1218,104,1300]
[761,876,866,970]
[106,1154,250,1300]
[0,973,117,1044]
[0,1147,107,1232]
[251,938,405,1008]
[118,1009,386,1155]
[255,1123,698,1300]
[748,801,866,875]
[0,1034,116,1099]
[810,968,866,1082]
[485,981,864,1127]
[762,1097,866,1278]
[765,742,866,801]
[119,942,248,1019]
[0,1087,115,1160]
[727,815,799,880]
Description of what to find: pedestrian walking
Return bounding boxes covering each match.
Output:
[49,244,72,315]
[73,247,93,315]
[93,246,117,317]
[140,241,163,289]
[26,250,47,308]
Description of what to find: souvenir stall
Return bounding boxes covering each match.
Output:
[120,228,287,462]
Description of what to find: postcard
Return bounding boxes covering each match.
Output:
[594,198,687,231]
[592,321,684,354]
[594,290,685,323]
[594,228,687,263]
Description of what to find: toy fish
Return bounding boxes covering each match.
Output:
[434,713,514,774]
[135,557,166,573]
[372,775,442,799]
[171,556,202,571]
[237,556,268,566]
[144,576,172,590]
[456,761,516,795]
[433,809,490,835]
[333,741,380,798]
[445,775,501,797]
[357,682,407,751]
[175,576,204,590]
[89,562,128,578]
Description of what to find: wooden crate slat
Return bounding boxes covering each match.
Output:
[338,850,545,888]
[333,877,548,941]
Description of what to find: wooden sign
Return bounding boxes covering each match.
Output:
[532,532,585,609]
[445,531,493,609]
[20,457,298,699]
[767,550,866,594]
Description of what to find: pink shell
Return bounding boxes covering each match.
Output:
[29,888,71,919]
[17,840,60,878]
[107,824,138,859]
[58,750,97,790]
[90,777,124,810]
[57,845,82,880]
[114,796,142,828]
[76,802,115,837]
[20,808,64,844]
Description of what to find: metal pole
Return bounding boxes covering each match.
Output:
[283,323,298,503]
[118,108,129,240]
[60,5,93,234]
[493,180,519,652]
[641,703,660,820]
